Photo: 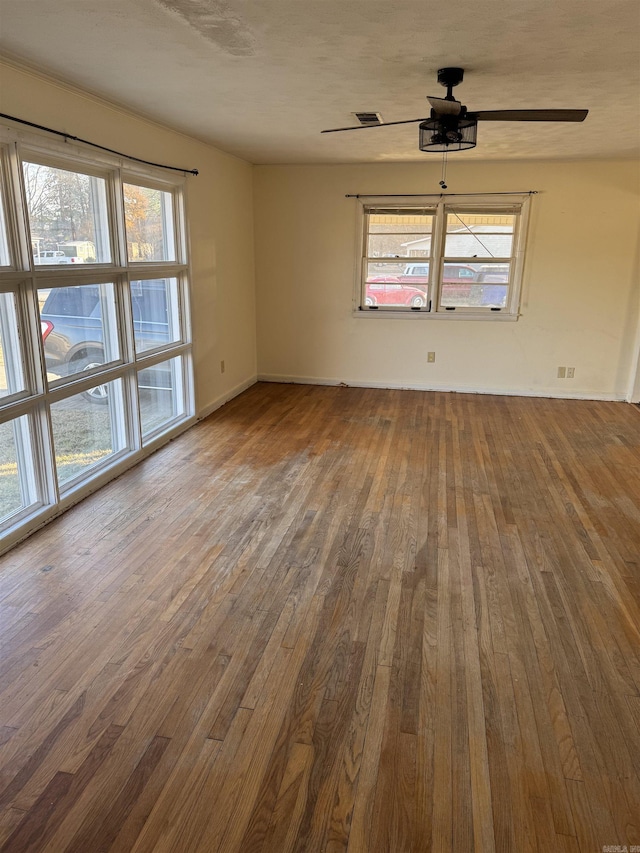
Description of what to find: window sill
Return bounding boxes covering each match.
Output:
[352,308,519,321]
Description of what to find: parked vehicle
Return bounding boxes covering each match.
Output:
[401,262,478,283]
[365,281,427,308]
[476,267,509,307]
[58,241,97,262]
[40,281,173,401]
[366,262,480,306]
[34,250,84,265]
[401,262,479,300]
[476,264,509,282]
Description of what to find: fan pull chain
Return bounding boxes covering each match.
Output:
[439,150,448,189]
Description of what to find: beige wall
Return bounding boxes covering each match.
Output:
[4,61,638,404]
[0,60,257,416]
[254,160,640,400]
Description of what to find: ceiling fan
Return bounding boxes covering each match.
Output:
[321,67,588,153]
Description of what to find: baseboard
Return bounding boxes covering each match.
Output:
[257,373,625,402]
[197,375,258,420]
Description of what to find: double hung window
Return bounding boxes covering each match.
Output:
[358,194,530,317]
[0,133,194,554]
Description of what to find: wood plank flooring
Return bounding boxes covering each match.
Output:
[0,382,639,852]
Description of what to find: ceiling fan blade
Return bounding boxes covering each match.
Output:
[471,109,588,122]
[321,117,429,133]
[427,96,462,116]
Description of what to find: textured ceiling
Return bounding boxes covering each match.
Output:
[0,0,639,164]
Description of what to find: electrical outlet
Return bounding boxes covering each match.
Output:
[427,351,436,363]
[557,366,566,378]
[220,360,225,374]
[566,367,575,378]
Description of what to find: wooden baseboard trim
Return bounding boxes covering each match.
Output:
[257,373,625,402]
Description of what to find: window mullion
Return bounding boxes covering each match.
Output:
[111,168,128,269]
[431,203,447,311]
[162,191,176,262]
[18,277,47,397]
[0,291,24,398]
[91,174,113,267]
[118,274,142,451]
[177,270,190,350]
[444,256,511,263]
[34,399,60,507]
[6,141,32,272]
[360,210,369,309]
[509,198,530,313]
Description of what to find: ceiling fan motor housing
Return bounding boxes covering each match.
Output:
[437,67,465,89]
[419,116,477,152]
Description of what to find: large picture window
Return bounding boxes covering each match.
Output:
[358,194,530,318]
[0,136,194,554]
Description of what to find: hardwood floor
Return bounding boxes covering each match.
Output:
[0,382,639,852]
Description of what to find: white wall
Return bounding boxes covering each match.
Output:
[254,160,640,400]
[0,60,257,416]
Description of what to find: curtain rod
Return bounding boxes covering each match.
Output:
[0,112,199,176]
[345,191,537,198]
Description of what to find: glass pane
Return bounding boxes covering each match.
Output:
[0,416,38,524]
[124,183,176,262]
[441,279,509,309]
[445,212,515,259]
[38,283,119,383]
[437,263,482,307]
[51,380,127,487]
[0,292,26,398]
[367,213,432,259]
[476,262,510,308]
[130,278,180,354]
[23,162,111,264]
[365,260,430,308]
[366,260,407,281]
[138,356,185,438]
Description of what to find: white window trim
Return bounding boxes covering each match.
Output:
[121,172,186,267]
[0,128,195,555]
[353,193,531,320]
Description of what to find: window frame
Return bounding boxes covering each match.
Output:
[121,174,184,267]
[0,127,195,555]
[0,412,44,528]
[129,273,186,359]
[20,151,118,270]
[355,193,531,320]
[0,285,30,403]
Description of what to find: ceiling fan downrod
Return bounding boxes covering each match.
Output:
[437,67,465,102]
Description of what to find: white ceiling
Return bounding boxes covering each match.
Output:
[1,0,639,164]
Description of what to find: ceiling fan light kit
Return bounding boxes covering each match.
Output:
[419,115,478,152]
